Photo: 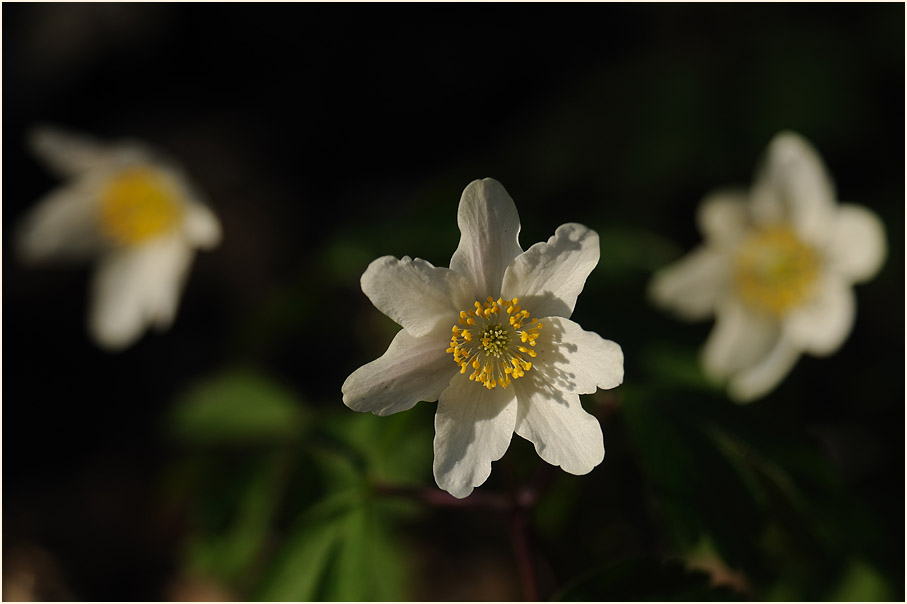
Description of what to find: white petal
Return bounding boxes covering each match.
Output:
[342,329,457,416]
[825,204,886,283]
[513,378,604,475]
[532,317,623,395]
[182,201,222,250]
[28,126,115,177]
[702,300,781,381]
[15,183,106,264]
[500,223,599,320]
[648,246,730,320]
[89,235,193,350]
[784,276,855,356]
[696,189,750,248]
[750,132,837,246]
[433,378,517,498]
[360,256,476,338]
[449,178,522,299]
[727,333,801,403]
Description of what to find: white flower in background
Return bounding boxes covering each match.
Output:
[649,132,886,402]
[16,127,222,351]
[342,178,623,498]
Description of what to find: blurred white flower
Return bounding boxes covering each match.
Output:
[649,132,886,402]
[342,178,623,498]
[17,127,222,351]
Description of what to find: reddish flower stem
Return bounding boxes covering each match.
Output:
[375,467,553,601]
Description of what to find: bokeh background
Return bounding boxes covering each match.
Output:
[3,3,904,601]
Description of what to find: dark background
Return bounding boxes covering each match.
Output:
[3,3,904,601]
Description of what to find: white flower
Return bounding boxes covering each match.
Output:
[649,132,886,402]
[342,178,624,498]
[16,127,222,351]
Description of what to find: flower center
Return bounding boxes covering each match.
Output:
[447,297,543,389]
[733,225,821,315]
[99,167,183,246]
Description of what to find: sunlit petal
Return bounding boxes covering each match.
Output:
[433,379,517,499]
[342,329,457,416]
[361,255,476,337]
[501,223,599,319]
[513,378,604,475]
[449,178,522,299]
[532,317,623,395]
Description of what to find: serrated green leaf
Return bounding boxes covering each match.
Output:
[253,493,354,602]
[324,502,406,601]
[321,404,434,485]
[255,492,408,602]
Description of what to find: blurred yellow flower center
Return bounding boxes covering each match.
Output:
[733,225,820,315]
[99,167,182,246]
[447,297,543,390]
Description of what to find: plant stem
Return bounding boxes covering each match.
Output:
[373,483,510,511]
[376,468,554,601]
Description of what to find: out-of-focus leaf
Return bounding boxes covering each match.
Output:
[254,493,353,602]
[321,403,435,485]
[554,557,744,601]
[827,559,893,602]
[184,450,291,588]
[168,369,306,445]
[255,492,408,601]
[323,501,407,601]
[641,343,718,391]
[596,226,681,276]
[621,389,766,572]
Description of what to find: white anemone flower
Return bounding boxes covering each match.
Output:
[342,178,624,498]
[16,127,222,351]
[649,132,886,402]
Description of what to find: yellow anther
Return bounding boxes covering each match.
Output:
[447,297,542,390]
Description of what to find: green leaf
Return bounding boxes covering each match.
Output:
[255,493,407,601]
[621,389,766,571]
[324,502,407,601]
[253,493,354,602]
[641,343,718,391]
[184,450,290,587]
[320,403,435,485]
[168,369,306,445]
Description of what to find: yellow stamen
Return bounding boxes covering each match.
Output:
[99,166,183,246]
[446,297,544,390]
[733,225,820,315]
